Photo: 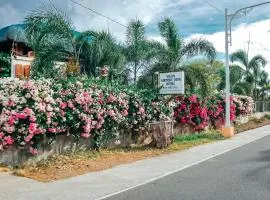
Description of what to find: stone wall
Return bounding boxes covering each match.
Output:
[0,121,174,167]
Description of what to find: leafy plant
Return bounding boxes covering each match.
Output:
[0,53,11,78]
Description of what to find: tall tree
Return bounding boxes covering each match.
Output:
[125,19,155,84]
[25,7,81,78]
[138,18,216,90]
[230,50,267,99]
[78,30,126,78]
[156,18,216,70]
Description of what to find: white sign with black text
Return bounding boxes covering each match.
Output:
[158,71,184,94]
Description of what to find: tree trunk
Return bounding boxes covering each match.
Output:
[134,62,137,85]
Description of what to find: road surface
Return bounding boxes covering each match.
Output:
[105,135,270,200]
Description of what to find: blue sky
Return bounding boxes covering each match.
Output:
[1,0,270,71]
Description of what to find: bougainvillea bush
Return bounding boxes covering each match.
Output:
[0,76,254,155]
[173,95,209,131]
[173,94,254,131]
[0,77,171,153]
[231,94,254,116]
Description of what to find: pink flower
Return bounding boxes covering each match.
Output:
[188,95,197,103]
[138,107,145,114]
[4,136,14,145]
[16,113,27,119]
[108,109,116,117]
[29,147,38,155]
[107,94,117,103]
[8,116,16,125]
[81,133,91,138]
[29,116,36,122]
[60,102,67,109]
[48,128,57,133]
[121,109,129,117]
[23,107,32,116]
[24,134,33,142]
[0,132,4,139]
[83,124,91,133]
[29,123,37,134]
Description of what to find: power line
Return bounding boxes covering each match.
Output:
[48,0,58,11]
[69,0,127,28]
[202,0,223,13]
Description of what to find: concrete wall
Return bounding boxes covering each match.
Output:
[0,121,174,167]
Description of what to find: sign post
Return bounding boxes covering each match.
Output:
[158,71,184,95]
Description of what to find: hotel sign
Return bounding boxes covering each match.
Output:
[158,71,184,94]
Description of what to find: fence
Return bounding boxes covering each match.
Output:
[254,101,270,113]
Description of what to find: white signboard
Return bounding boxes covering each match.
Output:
[158,71,184,94]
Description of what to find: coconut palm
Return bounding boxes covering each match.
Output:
[258,71,270,100]
[230,50,267,99]
[24,6,82,78]
[156,18,216,71]
[138,18,216,91]
[78,30,126,79]
[218,64,253,95]
[125,19,158,84]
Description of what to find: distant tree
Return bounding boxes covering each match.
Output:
[230,50,267,99]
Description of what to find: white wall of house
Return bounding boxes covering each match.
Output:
[10,55,66,77]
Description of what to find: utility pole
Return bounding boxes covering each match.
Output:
[223,1,270,138]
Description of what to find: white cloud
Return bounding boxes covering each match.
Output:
[187,19,270,74]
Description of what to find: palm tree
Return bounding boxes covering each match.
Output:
[218,64,253,95]
[78,30,126,78]
[258,71,270,100]
[25,7,82,78]
[125,19,157,84]
[230,50,267,99]
[156,18,216,71]
[138,18,216,91]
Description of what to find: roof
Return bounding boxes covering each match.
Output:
[0,24,89,44]
[0,24,27,43]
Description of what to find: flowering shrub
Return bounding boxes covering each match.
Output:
[0,78,59,154]
[231,95,254,116]
[173,95,209,131]
[0,77,171,153]
[173,93,252,131]
[0,76,254,154]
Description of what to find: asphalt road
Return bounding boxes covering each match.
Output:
[105,135,270,200]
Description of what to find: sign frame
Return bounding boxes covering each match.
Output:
[157,71,185,95]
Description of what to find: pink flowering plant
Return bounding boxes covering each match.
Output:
[0,75,254,155]
[173,95,209,131]
[0,78,59,154]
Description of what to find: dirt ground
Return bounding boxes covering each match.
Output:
[235,117,270,133]
[3,117,270,182]
[12,141,213,182]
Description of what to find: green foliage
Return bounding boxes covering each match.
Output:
[174,131,224,143]
[138,18,217,92]
[230,50,268,99]
[0,53,11,78]
[183,60,222,98]
[25,6,77,78]
[125,19,157,84]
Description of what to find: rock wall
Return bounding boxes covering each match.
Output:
[0,121,174,167]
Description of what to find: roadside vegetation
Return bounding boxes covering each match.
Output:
[0,5,269,181]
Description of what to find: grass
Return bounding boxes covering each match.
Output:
[174,130,224,143]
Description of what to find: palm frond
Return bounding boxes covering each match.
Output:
[180,38,216,62]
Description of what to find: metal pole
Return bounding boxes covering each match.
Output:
[225,8,231,127]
